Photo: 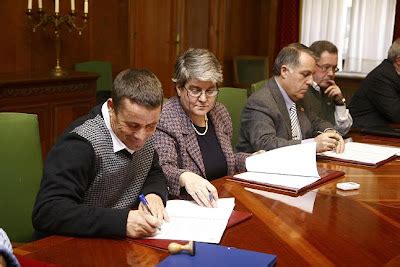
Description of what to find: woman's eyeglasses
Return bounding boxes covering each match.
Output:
[184,86,219,98]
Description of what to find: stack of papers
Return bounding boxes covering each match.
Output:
[146,198,235,243]
[231,143,344,195]
[234,143,320,190]
[319,142,399,167]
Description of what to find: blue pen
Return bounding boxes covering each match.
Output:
[209,192,214,202]
[138,194,154,216]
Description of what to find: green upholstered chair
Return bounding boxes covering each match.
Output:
[250,79,267,95]
[233,56,269,90]
[0,113,42,242]
[217,87,248,148]
[75,61,113,104]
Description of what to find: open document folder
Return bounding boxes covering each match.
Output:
[318,142,399,167]
[145,198,235,244]
[230,143,344,196]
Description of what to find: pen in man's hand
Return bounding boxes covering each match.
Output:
[138,194,162,230]
[138,194,155,216]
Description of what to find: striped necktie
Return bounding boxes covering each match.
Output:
[289,103,302,140]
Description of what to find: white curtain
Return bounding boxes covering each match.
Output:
[344,0,396,73]
[301,0,347,70]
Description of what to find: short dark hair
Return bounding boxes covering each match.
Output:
[309,40,338,58]
[273,43,316,76]
[111,69,163,112]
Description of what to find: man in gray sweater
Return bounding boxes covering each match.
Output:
[33,69,168,239]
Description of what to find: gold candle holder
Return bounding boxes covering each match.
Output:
[26,5,88,76]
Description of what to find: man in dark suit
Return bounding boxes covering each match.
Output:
[349,38,400,128]
[303,40,353,135]
[236,43,344,153]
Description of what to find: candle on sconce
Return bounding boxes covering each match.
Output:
[71,0,75,12]
[55,0,59,13]
[38,0,42,9]
[28,0,32,10]
[84,0,88,14]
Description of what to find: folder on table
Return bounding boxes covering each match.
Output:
[133,210,252,251]
[318,142,399,167]
[157,242,277,267]
[231,167,343,197]
[229,143,344,197]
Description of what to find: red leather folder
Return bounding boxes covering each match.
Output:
[16,254,60,267]
[228,167,344,197]
[132,210,252,251]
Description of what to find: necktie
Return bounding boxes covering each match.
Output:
[289,103,302,140]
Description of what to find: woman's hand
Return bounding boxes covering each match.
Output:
[180,172,219,208]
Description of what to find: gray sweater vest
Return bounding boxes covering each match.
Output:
[72,114,155,209]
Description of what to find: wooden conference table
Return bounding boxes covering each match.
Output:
[15,133,400,266]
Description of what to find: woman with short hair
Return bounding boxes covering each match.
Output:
[155,48,249,207]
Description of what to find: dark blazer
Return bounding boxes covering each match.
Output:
[349,59,400,127]
[155,97,248,197]
[236,78,333,153]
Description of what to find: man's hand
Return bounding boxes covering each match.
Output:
[126,210,161,238]
[180,172,218,208]
[315,130,345,153]
[324,80,344,103]
[138,193,169,222]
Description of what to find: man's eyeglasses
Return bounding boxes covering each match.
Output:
[184,86,219,98]
[316,64,339,73]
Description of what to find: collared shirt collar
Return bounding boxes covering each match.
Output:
[101,102,135,154]
[275,77,295,113]
[311,81,321,93]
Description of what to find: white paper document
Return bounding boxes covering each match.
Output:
[233,143,321,191]
[146,198,235,243]
[319,142,399,165]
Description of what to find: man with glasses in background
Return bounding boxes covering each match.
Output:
[236,43,344,154]
[302,40,353,135]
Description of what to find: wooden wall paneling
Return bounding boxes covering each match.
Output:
[223,0,265,87]
[258,0,278,76]
[183,0,210,50]
[208,0,226,64]
[130,0,177,97]
[90,0,130,76]
[0,1,31,73]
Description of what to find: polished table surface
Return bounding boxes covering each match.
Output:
[15,134,400,266]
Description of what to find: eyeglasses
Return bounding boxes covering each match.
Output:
[184,86,219,98]
[316,64,339,73]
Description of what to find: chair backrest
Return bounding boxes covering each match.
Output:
[75,61,113,92]
[233,56,269,89]
[250,79,267,95]
[217,87,248,148]
[0,113,43,242]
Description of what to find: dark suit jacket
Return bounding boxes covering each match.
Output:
[155,97,248,197]
[349,59,400,127]
[236,78,333,153]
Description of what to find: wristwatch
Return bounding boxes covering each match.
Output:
[335,97,346,106]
